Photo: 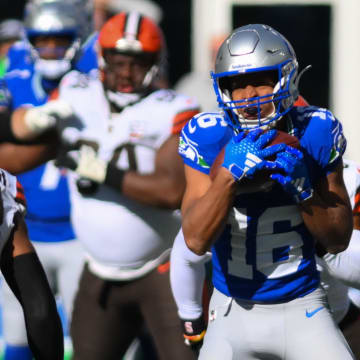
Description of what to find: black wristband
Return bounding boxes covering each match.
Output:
[315,242,327,258]
[104,163,126,192]
[181,314,206,336]
[0,111,18,143]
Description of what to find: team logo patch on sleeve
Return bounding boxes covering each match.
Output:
[329,121,346,163]
[179,132,209,169]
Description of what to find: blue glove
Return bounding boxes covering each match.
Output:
[270,146,313,203]
[222,129,286,181]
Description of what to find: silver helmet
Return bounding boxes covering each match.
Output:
[28,0,94,42]
[211,24,306,130]
[24,0,82,79]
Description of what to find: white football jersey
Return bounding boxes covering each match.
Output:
[318,158,360,322]
[0,169,26,255]
[58,71,199,279]
[343,158,360,208]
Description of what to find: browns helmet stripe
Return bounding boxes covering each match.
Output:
[99,11,162,54]
[123,12,142,41]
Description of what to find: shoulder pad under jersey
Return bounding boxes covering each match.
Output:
[179,112,232,173]
[293,106,346,171]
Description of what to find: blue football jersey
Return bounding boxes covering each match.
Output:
[179,107,346,303]
[0,61,76,243]
[1,37,99,242]
[7,37,98,75]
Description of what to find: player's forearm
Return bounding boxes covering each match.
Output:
[182,168,237,255]
[300,191,353,254]
[11,107,36,140]
[0,141,58,174]
[170,231,210,320]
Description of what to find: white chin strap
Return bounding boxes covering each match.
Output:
[106,90,141,108]
[34,58,71,80]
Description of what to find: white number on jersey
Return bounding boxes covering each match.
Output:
[228,206,304,279]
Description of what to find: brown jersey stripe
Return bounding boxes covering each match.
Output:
[15,181,26,206]
[49,87,59,100]
[16,181,24,193]
[171,109,199,134]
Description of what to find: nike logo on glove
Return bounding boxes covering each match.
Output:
[306,306,324,318]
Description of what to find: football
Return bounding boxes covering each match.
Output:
[269,130,300,150]
[209,130,300,193]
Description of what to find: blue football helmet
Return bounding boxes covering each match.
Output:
[211,24,307,131]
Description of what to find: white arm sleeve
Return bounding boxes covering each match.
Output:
[170,229,211,320]
[323,229,360,289]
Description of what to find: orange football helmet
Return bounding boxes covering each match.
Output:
[98,11,164,90]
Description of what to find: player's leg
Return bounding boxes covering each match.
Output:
[52,239,84,359]
[199,288,285,360]
[57,239,84,324]
[285,287,354,360]
[0,216,63,360]
[140,264,198,360]
[339,296,360,360]
[2,240,56,360]
[70,264,143,360]
[2,276,32,360]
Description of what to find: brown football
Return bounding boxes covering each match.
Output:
[209,130,300,193]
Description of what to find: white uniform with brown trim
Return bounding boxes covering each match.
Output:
[58,70,199,280]
[0,169,26,255]
[319,159,360,320]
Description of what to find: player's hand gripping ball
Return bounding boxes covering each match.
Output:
[211,129,301,193]
[270,143,313,203]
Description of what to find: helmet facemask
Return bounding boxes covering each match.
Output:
[29,33,81,80]
[100,49,159,108]
[212,59,299,131]
[98,12,164,108]
[24,1,82,80]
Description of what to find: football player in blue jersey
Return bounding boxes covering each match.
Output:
[0,1,96,359]
[173,24,355,359]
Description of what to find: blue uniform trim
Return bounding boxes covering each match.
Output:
[4,345,32,360]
